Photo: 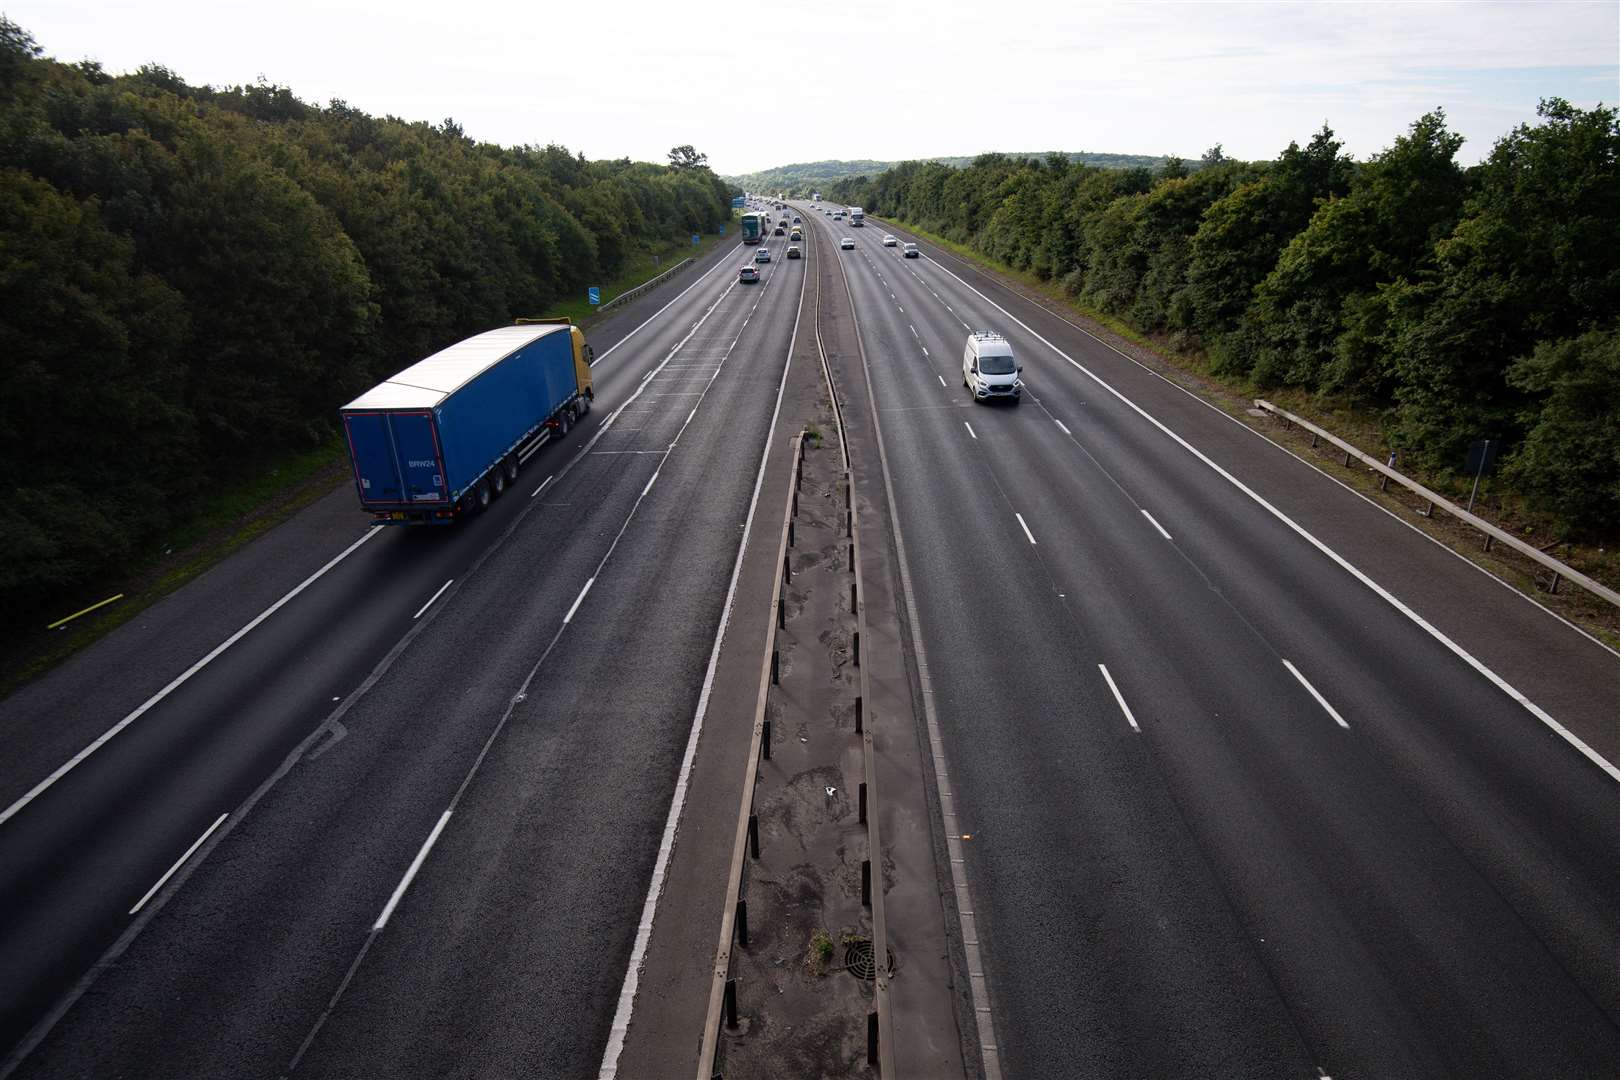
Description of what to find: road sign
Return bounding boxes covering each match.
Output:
[692,233,701,246]
[719,224,725,236]
[588,286,600,306]
[731,196,745,208]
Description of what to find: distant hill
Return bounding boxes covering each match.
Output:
[726,152,1188,195]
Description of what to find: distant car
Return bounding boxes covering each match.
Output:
[840,237,855,250]
[786,245,802,259]
[903,243,920,258]
[739,265,760,283]
[774,226,786,236]
[883,234,897,246]
[793,216,801,224]
[789,230,802,241]
[755,247,771,263]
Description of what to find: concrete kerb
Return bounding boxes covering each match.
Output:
[1255,400,1620,610]
[696,431,806,1078]
[820,209,1002,1080]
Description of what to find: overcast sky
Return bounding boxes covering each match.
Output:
[9,0,1616,173]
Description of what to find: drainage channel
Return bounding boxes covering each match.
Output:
[700,248,895,1077]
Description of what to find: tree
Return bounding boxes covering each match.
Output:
[667,144,707,171]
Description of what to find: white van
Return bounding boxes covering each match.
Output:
[962,331,1022,404]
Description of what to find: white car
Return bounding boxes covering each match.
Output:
[903,243,920,258]
[962,330,1022,404]
[882,234,897,246]
[840,237,855,250]
[755,247,771,263]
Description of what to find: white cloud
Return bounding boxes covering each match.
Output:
[8,0,1615,171]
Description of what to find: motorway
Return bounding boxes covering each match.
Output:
[801,202,1620,1078]
[0,217,808,1076]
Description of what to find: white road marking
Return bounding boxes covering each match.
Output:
[600,220,809,1077]
[1015,512,1036,545]
[938,375,947,387]
[922,347,929,358]
[964,422,977,440]
[373,809,452,931]
[641,471,659,498]
[1054,419,1071,436]
[1141,510,1172,541]
[918,248,1620,784]
[1283,660,1351,730]
[412,579,454,620]
[563,577,595,624]
[1098,664,1141,733]
[530,474,555,498]
[688,407,698,424]
[593,245,739,365]
[0,527,381,828]
[909,324,919,339]
[129,812,228,915]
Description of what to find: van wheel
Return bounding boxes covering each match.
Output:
[503,455,518,483]
[475,479,492,512]
[489,468,506,498]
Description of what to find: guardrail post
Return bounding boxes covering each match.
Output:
[784,554,792,582]
[862,859,872,907]
[736,898,749,949]
[1550,572,1561,596]
[859,782,867,825]
[788,521,794,548]
[778,587,786,629]
[867,1012,879,1065]
[1310,433,1318,448]
[855,695,863,734]
[762,719,771,761]
[853,631,860,667]
[748,813,760,859]
[1343,449,1353,467]
[724,978,739,1029]
[851,581,858,611]
[772,648,780,685]
[1380,473,1390,492]
[1483,534,1493,553]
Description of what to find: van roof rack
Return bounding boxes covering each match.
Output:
[970,330,1007,341]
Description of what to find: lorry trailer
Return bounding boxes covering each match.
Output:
[341,320,593,525]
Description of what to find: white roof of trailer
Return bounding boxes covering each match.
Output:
[342,324,570,411]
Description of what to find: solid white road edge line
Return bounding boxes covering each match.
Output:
[1098,664,1142,733]
[128,812,228,915]
[1283,659,1351,730]
[0,527,382,829]
[563,578,595,625]
[373,809,452,931]
[412,579,453,620]
[1141,510,1173,541]
[915,243,1620,784]
[1015,512,1037,545]
[531,474,555,498]
[597,214,807,1079]
[593,242,736,365]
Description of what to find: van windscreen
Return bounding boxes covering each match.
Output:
[978,355,1016,375]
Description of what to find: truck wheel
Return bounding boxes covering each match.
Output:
[577,395,591,416]
[490,468,506,498]
[475,479,492,512]
[503,455,518,483]
[557,410,572,437]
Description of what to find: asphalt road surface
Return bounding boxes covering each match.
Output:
[0,218,808,1077]
[804,202,1620,1079]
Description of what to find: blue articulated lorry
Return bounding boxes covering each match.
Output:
[340,319,594,525]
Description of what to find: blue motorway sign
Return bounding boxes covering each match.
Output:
[731,196,745,208]
[587,286,600,306]
[692,233,701,246]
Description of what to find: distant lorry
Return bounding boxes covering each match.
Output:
[849,206,865,227]
[340,320,594,525]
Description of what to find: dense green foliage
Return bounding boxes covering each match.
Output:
[726,151,1184,198]
[830,106,1620,537]
[0,19,731,611]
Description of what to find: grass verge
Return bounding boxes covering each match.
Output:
[543,217,740,325]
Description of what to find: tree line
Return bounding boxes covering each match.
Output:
[828,104,1619,538]
[0,19,732,615]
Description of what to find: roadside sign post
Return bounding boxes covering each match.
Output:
[587,286,600,306]
[1464,438,1499,512]
[692,233,700,246]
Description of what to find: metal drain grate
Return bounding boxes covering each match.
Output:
[842,939,895,981]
